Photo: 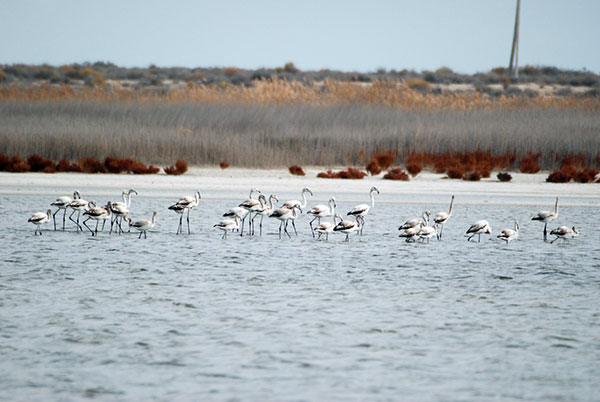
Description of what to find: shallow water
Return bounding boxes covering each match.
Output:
[1,192,599,401]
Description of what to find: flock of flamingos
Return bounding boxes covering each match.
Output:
[27,187,578,244]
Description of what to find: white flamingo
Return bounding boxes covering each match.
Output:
[128,211,157,239]
[434,195,454,240]
[497,220,519,244]
[418,223,439,243]
[28,209,51,235]
[252,194,279,236]
[532,197,559,241]
[399,223,423,243]
[333,215,360,242]
[347,186,380,235]
[110,188,138,234]
[307,197,336,237]
[550,226,578,244]
[239,188,262,236]
[214,216,240,239]
[466,220,492,242]
[283,187,313,210]
[168,190,200,235]
[83,201,112,236]
[222,207,249,233]
[50,190,79,230]
[399,210,431,230]
[314,213,341,241]
[68,194,90,232]
[269,205,301,239]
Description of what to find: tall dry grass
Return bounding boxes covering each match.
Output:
[0,100,599,169]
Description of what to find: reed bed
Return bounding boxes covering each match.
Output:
[2,80,599,111]
[0,92,599,169]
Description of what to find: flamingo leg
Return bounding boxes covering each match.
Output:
[94,220,99,235]
[83,217,94,236]
[291,220,297,236]
[62,209,67,230]
[187,209,191,234]
[543,223,548,241]
[240,217,245,236]
[176,214,182,235]
[278,221,282,239]
[309,217,317,237]
[284,220,291,238]
[345,233,350,242]
[52,209,60,230]
[259,215,264,237]
[69,209,80,231]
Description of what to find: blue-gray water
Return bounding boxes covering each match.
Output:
[1,192,599,401]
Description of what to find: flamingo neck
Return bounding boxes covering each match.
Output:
[330,199,335,216]
[448,197,454,216]
[554,198,559,214]
[370,192,376,209]
[300,192,308,208]
[269,196,276,210]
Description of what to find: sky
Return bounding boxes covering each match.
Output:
[2,0,599,74]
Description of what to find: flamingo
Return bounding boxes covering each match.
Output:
[466,220,492,242]
[50,190,79,230]
[314,213,341,241]
[238,188,261,236]
[83,201,112,236]
[398,223,423,243]
[550,226,578,244]
[497,220,519,244]
[347,186,379,235]
[333,215,360,242]
[214,216,240,239]
[222,207,249,233]
[168,190,201,235]
[434,195,454,240]
[283,187,313,210]
[28,209,51,235]
[418,223,439,243]
[68,194,90,232]
[252,194,279,236]
[128,211,157,239]
[269,205,301,239]
[399,210,431,230]
[532,197,559,241]
[110,188,138,234]
[307,197,336,237]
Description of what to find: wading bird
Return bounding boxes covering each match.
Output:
[253,194,279,236]
[466,220,492,242]
[222,207,248,233]
[347,187,379,235]
[214,215,240,239]
[434,195,454,240]
[399,210,431,231]
[497,220,519,244]
[168,190,200,235]
[418,223,439,243]
[239,188,262,236]
[333,215,360,242]
[532,197,559,241]
[69,193,90,232]
[110,188,138,234]
[314,213,341,241]
[283,187,313,210]
[28,209,51,235]
[128,211,157,239]
[83,201,112,236]
[51,190,79,231]
[550,226,578,244]
[399,223,424,243]
[307,197,336,237]
[269,205,301,239]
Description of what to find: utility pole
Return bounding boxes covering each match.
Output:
[508,0,521,78]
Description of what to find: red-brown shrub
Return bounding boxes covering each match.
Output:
[42,165,56,173]
[56,158,82,172]
[6,156,31,172]
[317,167,366,179]
[289,165,305,176]
[27,154,54,172]
[447,165,464,179]
[383,168,410,181]
[78,157,105,173]
[519,153,541,174]
[573,168,599,183]
[560,153,586,169]
[497,172,512,182]
[219,161,230,169]
[0,154,9,171]
[104,157,123,173]
[463,171,481,181]
[164,159,189,175]
[405,155,423,176]
[317,170,336,178]
[366,159,382,175]
[546,170,571,183]
[373,151,395,170]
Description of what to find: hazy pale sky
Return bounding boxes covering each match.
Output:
[2,0,599,73]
